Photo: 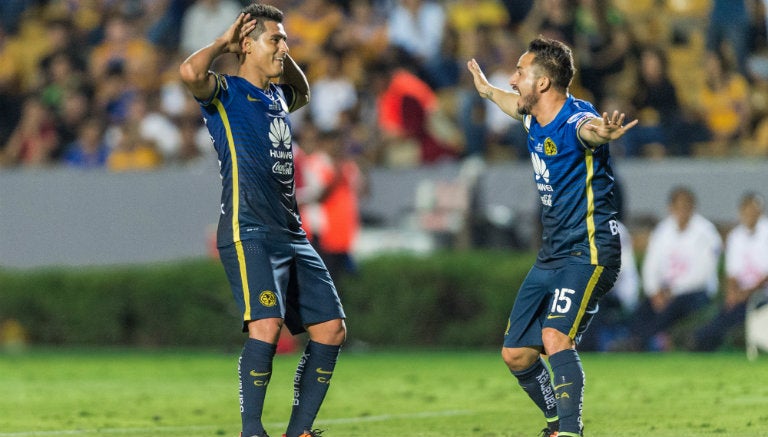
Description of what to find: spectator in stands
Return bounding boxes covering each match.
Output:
[519,0,576,46]
[386,0,447,67]
[125,92,182,162]
[283,0,344,69]
[106,123,163,172]
[88,13,160,93]
[620,187,722,351]
[93,61,137,126]
[54,87,94,157]
[307,49,358,133]
[61,116,110,169]
[626,46,707,157]
[691,192,768,351]
[445,0,510,60]
[332,0,389,63]
[301,129,365,286]
[706,0,749,76]
[1,95,59,167]
[374,53,462,166]
[179,0,242,56]
[696,51,751,156]
[573,0,633,105]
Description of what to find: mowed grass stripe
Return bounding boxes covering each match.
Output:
[1,349,767,436]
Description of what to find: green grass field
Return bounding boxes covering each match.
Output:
[1,348,767,437]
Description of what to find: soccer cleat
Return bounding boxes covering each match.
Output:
[538,428,558,437]
[282,431,324,437]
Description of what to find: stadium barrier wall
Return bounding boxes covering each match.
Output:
[2,158,766,269]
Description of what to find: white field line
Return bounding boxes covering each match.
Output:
[0,409,473,436]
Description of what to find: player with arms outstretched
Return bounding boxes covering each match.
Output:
[467,37,637,437]
[179,4,346,437]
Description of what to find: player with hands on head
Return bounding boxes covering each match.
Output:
[179,4,345,437]
[467,36,636,437]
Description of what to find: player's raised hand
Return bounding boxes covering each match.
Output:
[222,12,257,55]
[467,58,493,99]
[582,110,638,142]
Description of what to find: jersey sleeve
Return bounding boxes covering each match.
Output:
[278,83,299,112]
[196,72,227,107]
[570,111,600,149]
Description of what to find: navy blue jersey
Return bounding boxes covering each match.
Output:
[198,73,305,247]
[523,95,621,268]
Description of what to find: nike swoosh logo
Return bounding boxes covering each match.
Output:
[250,370,271,377]
[547,315,566,320]
[316,368,333,375]
[247,94,261,102]
[554,382,573,390]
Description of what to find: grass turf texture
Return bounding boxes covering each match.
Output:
[1,349,767,437]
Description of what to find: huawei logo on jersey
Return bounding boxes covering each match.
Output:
[531,152,550,184]
[531,152,554,206]
[269,118,292,149]
[269,118,293,176]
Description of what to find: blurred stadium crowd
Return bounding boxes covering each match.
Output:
[1,0,768,171]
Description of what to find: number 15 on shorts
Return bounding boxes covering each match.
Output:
[551,288,575,315]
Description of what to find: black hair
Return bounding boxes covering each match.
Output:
[241,3,284,38]
[527,36,575,91]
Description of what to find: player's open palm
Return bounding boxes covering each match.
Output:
[583,110,638,143]
[222,13,257,55]
[467,59,493,99]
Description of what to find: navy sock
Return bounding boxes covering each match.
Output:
[548,349,584,436]
[511,357,558,423]
[285,341,341,437]
[240,338,277,437]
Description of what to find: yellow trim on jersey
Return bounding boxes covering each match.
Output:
[212,98,240,243]
[584,148,598,264]
[569,265,603,338]
[234,240,251,321]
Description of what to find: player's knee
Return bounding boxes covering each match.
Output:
[308,318,347,346]
[247,317,284,344]
[542,327,574,355]
[501,346,539,372]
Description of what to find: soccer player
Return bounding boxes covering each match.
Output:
[179,4,346,437]
[467,37,637,437]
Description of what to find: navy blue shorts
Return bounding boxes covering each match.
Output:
[218,238,345,335]
[503,264,618,349]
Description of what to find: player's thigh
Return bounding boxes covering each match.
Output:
[504,265,557,348]
[290,242,346,328]
[544,264,619,341]
[218,240,287,328]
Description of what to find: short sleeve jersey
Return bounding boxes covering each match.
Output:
[523,95,621,268]
[198,73,305,247]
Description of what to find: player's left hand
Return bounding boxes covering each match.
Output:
[583,110,638,142]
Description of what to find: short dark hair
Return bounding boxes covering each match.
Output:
[241,3,284,38]
[668,185,696,206]
[740,191,765,210]
[527,36,575,91]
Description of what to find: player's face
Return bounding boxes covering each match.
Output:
[248,20,289,79]
[509,52,539,115]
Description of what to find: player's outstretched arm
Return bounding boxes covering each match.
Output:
[466,58,523,121]
[280,54,310,111]
[179,12,256,100]
[579,110,638,148]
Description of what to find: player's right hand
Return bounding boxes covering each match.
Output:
[467,58,493,99]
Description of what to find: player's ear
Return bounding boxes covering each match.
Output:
[538,75,551,92]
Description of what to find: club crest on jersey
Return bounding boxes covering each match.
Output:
[544,138,558,156]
